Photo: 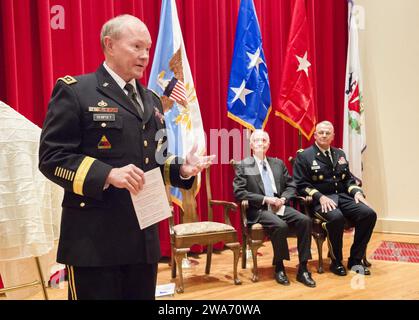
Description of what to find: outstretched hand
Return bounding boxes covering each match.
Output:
[180,143,216,177]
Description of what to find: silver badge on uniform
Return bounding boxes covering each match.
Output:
[98,100,108,107]
[93,114,116,121]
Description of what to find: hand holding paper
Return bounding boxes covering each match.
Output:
[130,168,172,230]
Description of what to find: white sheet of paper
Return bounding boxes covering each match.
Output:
[276,205,286,216]
[130,167,172,230]
[155,283,176,298]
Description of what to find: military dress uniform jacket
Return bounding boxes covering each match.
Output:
[233,157,296,224]
[39,65,194,267]
[293,144,363,205]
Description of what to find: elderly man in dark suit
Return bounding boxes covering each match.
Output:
[39,15,213,300]
[233,130,315,287]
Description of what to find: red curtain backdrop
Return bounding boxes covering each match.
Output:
[0,0,348,258]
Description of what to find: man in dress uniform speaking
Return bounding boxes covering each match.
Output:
[38,14,214,300]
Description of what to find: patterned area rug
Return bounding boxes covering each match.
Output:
[370,241,419,263]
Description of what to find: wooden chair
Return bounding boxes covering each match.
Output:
[289,156,371,273]
[167,165,242,293]
[239,199,277,282]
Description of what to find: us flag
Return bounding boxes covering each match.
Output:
[148,0,206,213]
[163,77,187,103]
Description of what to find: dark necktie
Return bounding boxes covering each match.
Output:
[124,83,144,118]
[325,150,333,166]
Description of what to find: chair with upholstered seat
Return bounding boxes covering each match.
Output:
[167,165,242,293]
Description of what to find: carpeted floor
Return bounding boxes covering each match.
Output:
[370,241,419,263]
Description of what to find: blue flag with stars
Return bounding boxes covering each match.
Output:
[227,0,271,130]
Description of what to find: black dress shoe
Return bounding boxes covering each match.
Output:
[347,262,371,275]
[296,271,316,288]
[274,270,290,286]
[330,262,347,276]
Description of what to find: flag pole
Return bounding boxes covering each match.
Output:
[298,129,302,149]
[289,128,303,165]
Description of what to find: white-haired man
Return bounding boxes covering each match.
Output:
[233,130,316,288]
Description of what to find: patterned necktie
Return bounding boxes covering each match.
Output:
[260,161,274,197]
[124,83,144,118]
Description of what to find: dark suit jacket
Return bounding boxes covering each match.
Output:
[233,156,296,224]
[39,65,194,267]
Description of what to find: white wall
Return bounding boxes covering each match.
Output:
[358,0,419,234]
